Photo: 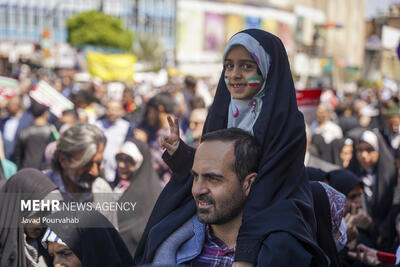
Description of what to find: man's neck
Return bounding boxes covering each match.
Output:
[10,111,22,118]
[209,214,242,249]
[318,120,327,127]
[34,116,47,126]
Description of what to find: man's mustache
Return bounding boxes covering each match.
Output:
[195,194,215,205]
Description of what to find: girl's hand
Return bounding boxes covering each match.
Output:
[159,116,180,156]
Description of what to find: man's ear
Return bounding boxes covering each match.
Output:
[242,172,257,197]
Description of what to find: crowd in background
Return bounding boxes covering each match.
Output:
[0,64,214,186]
[1,61,400,266]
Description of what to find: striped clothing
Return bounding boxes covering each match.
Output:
[188,225,235,267]
[41,228,67,248]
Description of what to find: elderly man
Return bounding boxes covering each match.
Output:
[45,123,117,226]
[134,128,326,266]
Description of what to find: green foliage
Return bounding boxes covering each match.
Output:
[67,10,134,51]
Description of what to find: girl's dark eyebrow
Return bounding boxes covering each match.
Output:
[224,59,256,64]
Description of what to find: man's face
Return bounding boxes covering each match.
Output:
[62,142,104,189]
[7,95,21,116]
[316,104,329,123]
[345,184,363,214]
[191,140,247,225]
[122,90,133,106]
[146,106,159,128]
[356,141,379,169]
[106,101,124,124]
[386,115,400,134]
[189,111,206,140]
[48,242,82,267]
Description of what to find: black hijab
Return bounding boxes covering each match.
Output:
[328,169,363,196]
[310,181,342,267]
[203,29,320,263]
[347,129,397,223]
[0,168,57,267]
[306,167,329,182]
[43,210,134,267]
[117,138,162,256]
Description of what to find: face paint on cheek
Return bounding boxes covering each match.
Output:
[224,77,229,86]
[247,77,261,87]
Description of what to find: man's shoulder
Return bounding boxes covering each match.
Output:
[18,124,53,138]
[92,177,113,193]
[325,121,342,131]
[258,232,313,266]
[259,232,329,267]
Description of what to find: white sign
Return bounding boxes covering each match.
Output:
[382,25,400,50]
[30,80,74,118]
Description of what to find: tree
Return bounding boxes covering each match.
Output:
[67,10,134,51]
[132,34,164,71]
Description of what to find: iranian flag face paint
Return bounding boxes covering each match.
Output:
[225,77,229,86]
[247,77,261,87]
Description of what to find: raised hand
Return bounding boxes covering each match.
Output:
[159,116,180,156]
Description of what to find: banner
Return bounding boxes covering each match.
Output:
[296,88,322,125]
[0,76,19,100]
[30,80,74,118]
[86,52,137,82]
[204,13,226,51]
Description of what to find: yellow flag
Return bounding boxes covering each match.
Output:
[87,52,137,82]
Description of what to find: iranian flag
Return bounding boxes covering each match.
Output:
[0,76,19,100]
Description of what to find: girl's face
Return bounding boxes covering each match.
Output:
[224,45,264,100]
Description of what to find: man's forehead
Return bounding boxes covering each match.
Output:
[194,140,234,169]
[196,140,234,155]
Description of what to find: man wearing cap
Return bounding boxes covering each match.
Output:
[347,130,397,226]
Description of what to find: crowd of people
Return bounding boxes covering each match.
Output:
[0,28,400,266]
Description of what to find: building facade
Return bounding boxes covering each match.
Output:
[0,0,176,50]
